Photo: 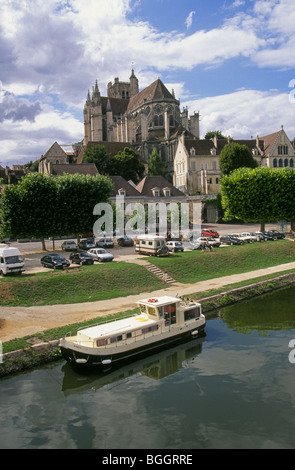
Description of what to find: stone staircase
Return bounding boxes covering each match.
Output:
[144,263,177,285]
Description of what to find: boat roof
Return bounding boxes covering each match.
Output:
[78,315,156,339]
[137,296,181,307]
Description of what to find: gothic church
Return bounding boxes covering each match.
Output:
[83,69,200,180]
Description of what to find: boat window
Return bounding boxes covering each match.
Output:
[184,306,200,321]
[147,306,158,317]
[161,304,177,325]
[110,335,123,343]
[139,304,146,314]
[97,338,108,346]
[126,332,132,339]
[142,325,159,334]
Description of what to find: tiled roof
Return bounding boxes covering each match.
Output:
[109,175,142,197]
[77,141,130,164]
[50,164,98,176]
[127,79,176,112]
[260,130,281,155]
[136,175,186,197]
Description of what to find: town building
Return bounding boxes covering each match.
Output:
[82,70,200,180]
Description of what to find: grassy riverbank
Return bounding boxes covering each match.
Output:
[0,240,294,307]
[148,239,295,283]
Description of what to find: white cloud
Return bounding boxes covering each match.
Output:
[185,11,196,29]
[184,89,295,140]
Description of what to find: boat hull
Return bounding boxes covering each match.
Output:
[60,321,206,369]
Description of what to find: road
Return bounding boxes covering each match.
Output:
[4,222,284,273]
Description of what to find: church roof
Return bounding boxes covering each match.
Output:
[101,97,129,116]
[127,79,177,112]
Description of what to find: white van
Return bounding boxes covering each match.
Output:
[135,235,169,256]
[0,244,25,276]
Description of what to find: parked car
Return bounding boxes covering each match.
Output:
[231,233,250,243]
[197,237,220,247]
[78,238,96,249]
[252,232,265,242]
[69,251,94,265]
[268,230,285,239]
[261,231,276,240]
[182,241,202,250]
[88,248,114,262]
[41,254,70,269]
[96,237,114,248]
[61,240,77,251]
[201,228,219,238]
[220,235,243,246]
[166,240,184,252]
[240,232,257,243]
[117,236,134,247]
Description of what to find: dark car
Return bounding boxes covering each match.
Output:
[220,235,243,246]
[262,231,276,240]
[117,236,134,247]
[41,254,70,269]
[268,230,285,239]
[69,251,94,265]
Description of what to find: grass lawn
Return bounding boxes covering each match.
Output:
[147,239,295,283]
[0,261,164,307]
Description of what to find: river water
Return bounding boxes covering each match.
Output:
[1,285,295,450]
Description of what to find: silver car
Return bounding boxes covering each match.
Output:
[88,248,114,262]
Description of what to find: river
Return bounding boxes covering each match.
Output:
[1,285,295,450]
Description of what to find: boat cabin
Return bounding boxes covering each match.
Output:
[73,296,202,349]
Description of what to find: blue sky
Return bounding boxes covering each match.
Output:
[0,0,295,166]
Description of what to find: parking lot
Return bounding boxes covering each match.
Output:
[5,222,283,274]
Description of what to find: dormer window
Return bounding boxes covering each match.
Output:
[163,187,171,197]
[190,148,196,156]
[118,188,126,196]
[152,187,160,197]
[210,148,216,156]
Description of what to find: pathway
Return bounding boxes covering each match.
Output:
[0,261,295,343]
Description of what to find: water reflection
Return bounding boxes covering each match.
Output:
[221,285,295,335]
[62,336,205,396]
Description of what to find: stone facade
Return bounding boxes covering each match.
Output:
[82,70,200,180]
[174,128,295,195]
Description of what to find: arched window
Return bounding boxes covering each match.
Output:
[154,115,159,126]
[279,158,283,167]
[284,158,288,167]
[290,159,294,168]
[273,158,277,168]
[159,114,163,126]
[169,115,174,126]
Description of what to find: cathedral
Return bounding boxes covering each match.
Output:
[82,70,200,180]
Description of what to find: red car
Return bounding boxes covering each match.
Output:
[201,228,219,238]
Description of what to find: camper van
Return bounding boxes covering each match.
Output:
[0,244,25,276]
[135,235,169,256]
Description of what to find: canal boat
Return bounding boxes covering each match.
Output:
[59,296,206,368]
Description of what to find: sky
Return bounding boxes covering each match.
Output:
[0,0,295,167]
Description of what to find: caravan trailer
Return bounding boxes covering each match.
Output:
[135,235,169,256]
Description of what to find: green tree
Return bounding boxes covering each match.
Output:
[0,173,60,250]
[205,130,228,140]
[56,173,113,239]
[220,167,295,231]
[148,148,165,176]
[83,144,109,173]
[106,147,145,183]
[0,173,113,250]
[219,143,258,176]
